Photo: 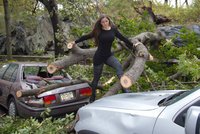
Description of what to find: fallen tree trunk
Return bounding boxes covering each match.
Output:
[16,80,84,98]
[103,42,149,96]
[47,44,123,74]
[120,42,149,88]
[130,32,163,46]
[47,45,97,74]
[47,31,164,97]
[103,82,122,97]
[169,72,183,80]
[103,55,134,96]
[103,32,163,96]
[133,2,171,25]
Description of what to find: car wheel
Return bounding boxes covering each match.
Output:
[8,98,18,116]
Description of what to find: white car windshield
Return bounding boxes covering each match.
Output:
[159,87,200,106]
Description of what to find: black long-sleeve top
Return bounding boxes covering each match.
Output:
[75,27,133,65]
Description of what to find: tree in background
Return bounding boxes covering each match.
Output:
[36,0,97,57]
[3,0,12,60]
[36,0,63,57]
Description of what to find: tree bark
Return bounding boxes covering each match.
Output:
[169,72,183,80]
[175,0,178,8]
[103,82,122,97]
[185,0,189,6]
[38,0,63,57]
[47,44,123,74]
[3,0,12,60]
[104,32,163,96]
[47,45,97,74]
[134,5,171,25]
[120,42,149,88]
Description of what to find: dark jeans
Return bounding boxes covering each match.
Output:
[90,55,125,102]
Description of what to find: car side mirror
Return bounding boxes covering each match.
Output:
[185,106,200,134]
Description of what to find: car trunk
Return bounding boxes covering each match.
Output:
[38,83,91,104]
[21,80,91,107]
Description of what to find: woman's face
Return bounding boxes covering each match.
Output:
[100,17,110,29]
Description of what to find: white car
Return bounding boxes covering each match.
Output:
[75,87,200,134]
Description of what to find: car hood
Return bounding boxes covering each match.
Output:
[88,90,183,111]
[75,90,184,134]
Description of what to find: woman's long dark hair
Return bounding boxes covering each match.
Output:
[90,14,115,45]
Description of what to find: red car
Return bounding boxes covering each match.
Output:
[0,62,91,118]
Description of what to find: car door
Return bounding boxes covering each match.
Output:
[173,99,200,128]
[0,64,10,105]
[0,63,19,107]
[153,88,200,134]
[185,106,200,134]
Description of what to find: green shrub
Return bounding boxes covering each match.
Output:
[116,16,156,36]
[0,113,74,134]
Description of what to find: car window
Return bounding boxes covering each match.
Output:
[174,98,200,127]
[0,64,9,78]
[10,66,18,82]
[23,66,52,78]
[23,66,40,76]
[2,64,19,82]
[23,66,70,79]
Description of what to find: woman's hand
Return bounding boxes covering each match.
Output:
[67,41,75,49]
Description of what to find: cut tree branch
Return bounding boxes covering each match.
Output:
[16,80,84,98]
[104,32,163,95]
[120,42,149,88]
[47,44,123,74]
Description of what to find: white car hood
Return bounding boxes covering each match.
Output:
[88,90,183,111]
[75,90,184,134]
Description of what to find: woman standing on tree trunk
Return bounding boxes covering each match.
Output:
[68,14,133,102]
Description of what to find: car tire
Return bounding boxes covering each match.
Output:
[8,98,18,116]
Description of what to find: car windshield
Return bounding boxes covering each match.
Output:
[159,87,200,106]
